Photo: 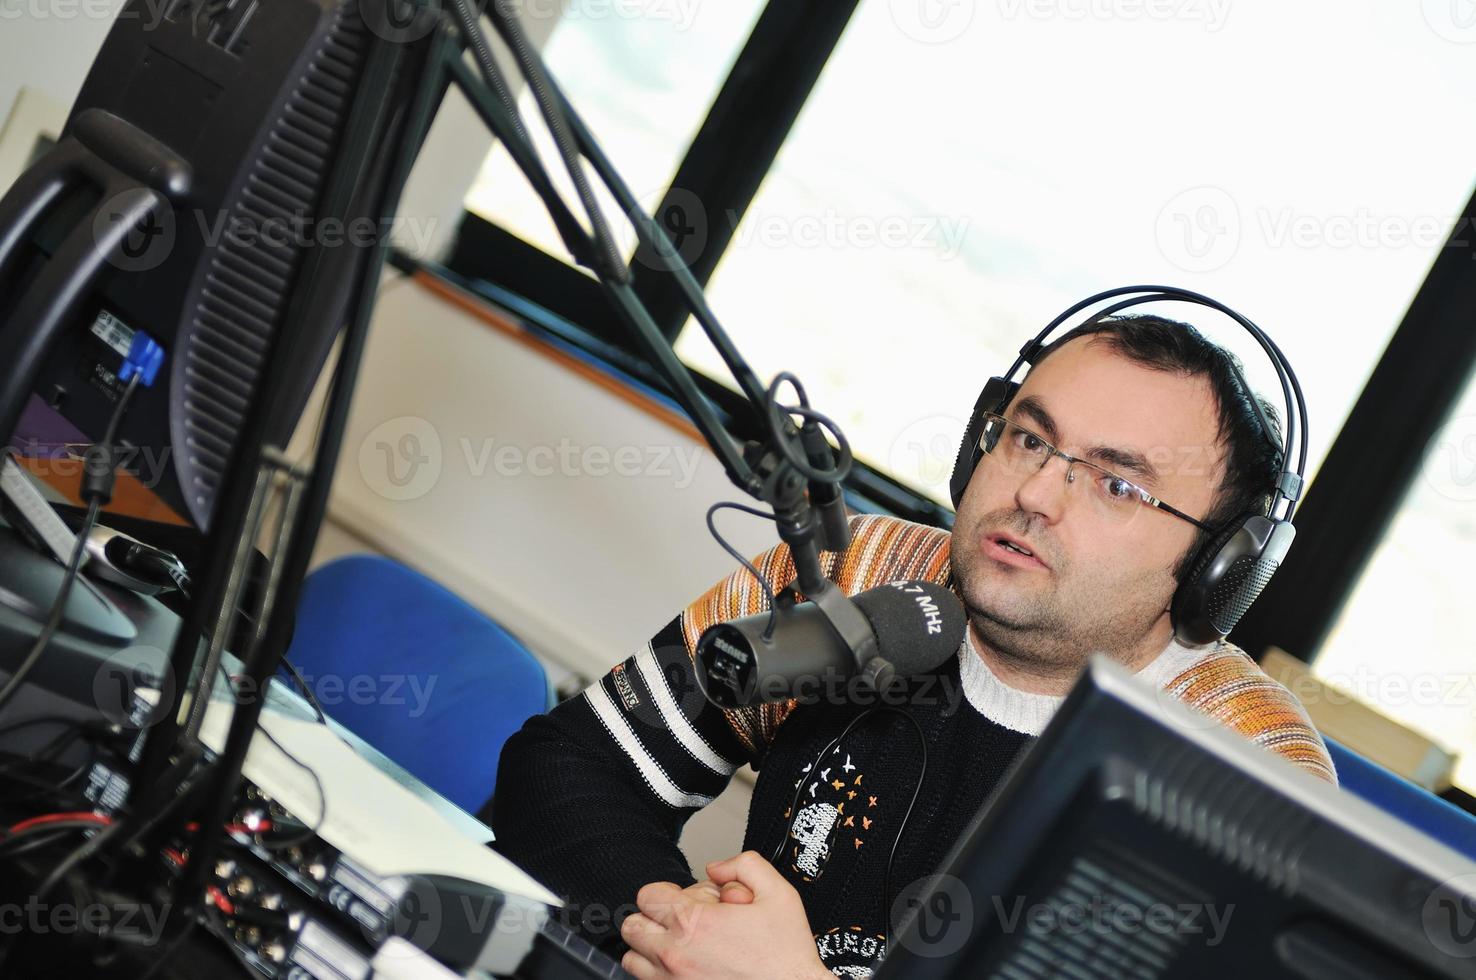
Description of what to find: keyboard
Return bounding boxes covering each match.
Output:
[518,918,634,979]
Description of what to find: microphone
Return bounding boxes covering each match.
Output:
[695,580,965,709]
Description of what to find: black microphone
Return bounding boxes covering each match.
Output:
[695,580,965,709]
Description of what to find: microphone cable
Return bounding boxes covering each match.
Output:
[0,373,141,720]
[763,372,852,486]
[702,371,853,644]
[705,501,780,640]
[768,704,929,943]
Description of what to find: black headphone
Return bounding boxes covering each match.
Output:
[948,285,1308,646]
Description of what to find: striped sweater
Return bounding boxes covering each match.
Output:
[488,513,1336,976]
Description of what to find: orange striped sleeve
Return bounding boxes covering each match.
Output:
[1165,646,1338,784]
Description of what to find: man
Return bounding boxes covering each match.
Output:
[486,314,1335,979]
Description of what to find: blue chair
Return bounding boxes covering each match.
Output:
[1325,738,1476,859]
[285,555,552,813]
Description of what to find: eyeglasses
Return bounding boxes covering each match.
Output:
[977,413,1212,530]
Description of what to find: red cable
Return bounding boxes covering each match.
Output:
[6,812,112,835]
[185,819,272,835]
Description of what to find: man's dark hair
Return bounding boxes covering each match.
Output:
[1033,313,1284,581]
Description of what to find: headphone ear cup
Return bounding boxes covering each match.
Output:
[950,377,1017,508]
[949,414,987,509]
[1172,515,1296,646]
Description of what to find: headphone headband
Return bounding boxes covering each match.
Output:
[995,285,1306,521]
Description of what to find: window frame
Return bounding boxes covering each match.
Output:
[1231,182,1476,663]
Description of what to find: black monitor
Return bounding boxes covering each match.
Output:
[0,0,383,531]
[878,655,1476,979]
[0,0,436,752]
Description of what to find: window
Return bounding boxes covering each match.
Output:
[674,3,1476,506]
[464,2,766,264]
[1315,370,1476,786]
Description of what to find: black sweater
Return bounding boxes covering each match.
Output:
[484,514,1335,977]
[486,611,1029,978]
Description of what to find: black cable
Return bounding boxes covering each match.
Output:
[8,650,330,973]
[879,710,928,939]
[770,707,887,866]
[0,723,85,779]
[0,762,78,799]
[214,664,326,848]
[0,721,128,816]
[0,819,108,859]
[0,374,140,720]
[0,768,199,975]
[705,502,781,641]
[768,705,928,940]
[30,753,93,800]
[18,760,196,921]
[768,371,810,410]
[0,495,101,721]
[699,370,855,643]
[447,0,531,146]
[0,825,88,860]
[278,657,326,725]
[1,707,321,967]
[0,749,94,808]
[98,374,138,451]
[18,818,122,931]
[764,373,852,484]
[254,723,326,850]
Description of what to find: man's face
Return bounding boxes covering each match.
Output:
[951,336,1227,669]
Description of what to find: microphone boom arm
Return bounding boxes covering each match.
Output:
[457,1,851,586]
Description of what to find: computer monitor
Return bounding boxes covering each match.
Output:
[0,0,386,531]
[878,655,1476,979]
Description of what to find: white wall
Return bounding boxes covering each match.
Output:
[324,274,781,684]
[0,1,116,126]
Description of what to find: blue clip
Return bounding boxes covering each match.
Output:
[120,331,165,387]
